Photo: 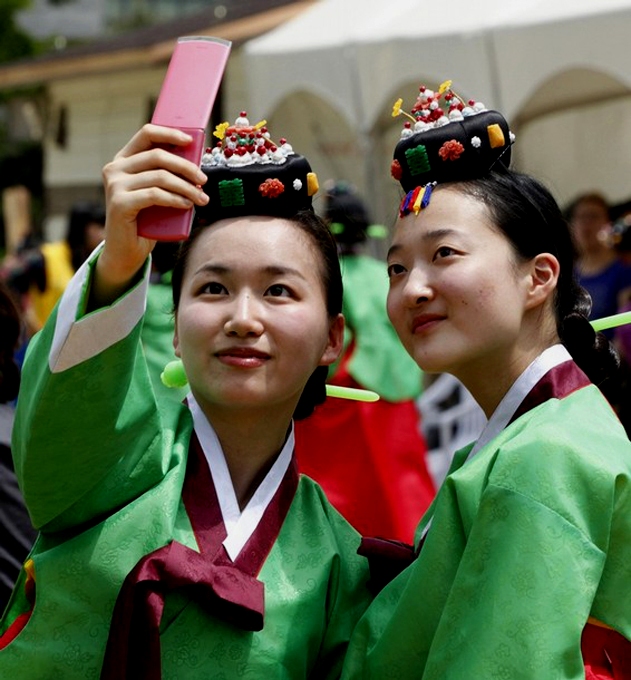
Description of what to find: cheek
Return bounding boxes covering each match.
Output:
[284,308,331,355]
[176,306,211,347]
[386,289,401,325]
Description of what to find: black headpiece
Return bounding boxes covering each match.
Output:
[195,113,319,225]
[391,81,515,216]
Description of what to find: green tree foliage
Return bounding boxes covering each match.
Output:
[0,0,37,65]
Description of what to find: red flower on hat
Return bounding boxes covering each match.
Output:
[259,178,285,198]
[438,139,465,161]
[391,159,403,180]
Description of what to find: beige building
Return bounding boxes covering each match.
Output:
[0,1,313,243]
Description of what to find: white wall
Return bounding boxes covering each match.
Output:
[45,68,165,188]
[514,95,631,209]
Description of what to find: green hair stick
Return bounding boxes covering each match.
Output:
[161,360,380,402]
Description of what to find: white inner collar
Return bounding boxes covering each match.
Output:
[187,393,294,561]
[467,344,572,461]
[420,344,572,544]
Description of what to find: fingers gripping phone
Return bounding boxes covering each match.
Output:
[137,36,231,241]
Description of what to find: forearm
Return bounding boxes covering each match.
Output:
[13,249,156,530]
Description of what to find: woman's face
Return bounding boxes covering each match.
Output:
[569,198,610,256]
[174,216,343,419]
[386,187,534,385]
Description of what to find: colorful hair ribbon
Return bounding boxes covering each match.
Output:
[399,189,416,217]
[399,183,436,217]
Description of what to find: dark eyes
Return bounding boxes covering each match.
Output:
[434,246,456,260]
[196,282,292,297]
[199,281,227,295]
[387,263,405,277]
[266,284,291,298]
[387,246,458,277]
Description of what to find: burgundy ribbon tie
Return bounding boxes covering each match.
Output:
[358,536,416,594]
[100,433,299,680]
[100,540,264,680]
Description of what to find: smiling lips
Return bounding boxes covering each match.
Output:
[411,313,445,333]
[215,347,271,367]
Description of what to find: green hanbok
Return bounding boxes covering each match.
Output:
[342,345,631,679]
[0,250,371,679]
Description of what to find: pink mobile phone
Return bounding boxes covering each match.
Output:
[137,36,231,241]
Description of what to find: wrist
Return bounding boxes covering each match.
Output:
[89,247,148,310]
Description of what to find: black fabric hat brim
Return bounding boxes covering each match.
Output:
[195,154,314,225]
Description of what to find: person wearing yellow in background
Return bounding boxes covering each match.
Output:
[1,202,105,333]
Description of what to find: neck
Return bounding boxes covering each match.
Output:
[456,317,560,419]
[201,404,293,510]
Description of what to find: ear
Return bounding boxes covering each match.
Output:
[173,315,181,358]
[319,313,345,366]
[525,253,560,310]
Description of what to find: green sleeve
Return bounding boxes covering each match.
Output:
[12,255,171,534]
[420,484,603,678]
[310,488,373,678]
[343,485,605,680]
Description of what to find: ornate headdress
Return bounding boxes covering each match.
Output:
[195,112,319,225]
[391,81,515,216]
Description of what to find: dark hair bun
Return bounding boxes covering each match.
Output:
[560,312,596,353]
[293,366,328,421]
[325,182,371,246]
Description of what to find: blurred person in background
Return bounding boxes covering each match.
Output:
[565,191,631,428]
[295,181,435,545]
[608,211,631,436]
[0,282,37,613]
[1,201,105,337]
[565,192,631,325]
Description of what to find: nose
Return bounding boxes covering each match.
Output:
[223,292,264,337]
[402,268,434,306]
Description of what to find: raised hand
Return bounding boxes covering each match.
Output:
[93,124,209,306]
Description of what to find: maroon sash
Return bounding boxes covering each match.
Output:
[100,433,299,680]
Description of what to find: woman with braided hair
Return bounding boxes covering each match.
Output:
[341,84,631,678]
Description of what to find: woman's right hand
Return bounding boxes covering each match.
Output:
[93,124,209,306]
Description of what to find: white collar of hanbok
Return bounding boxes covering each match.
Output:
[467,344,572,462]
[419,344,572,544]
[187,393,294,561]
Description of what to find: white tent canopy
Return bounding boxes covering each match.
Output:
[244,0,631,219]
[246,0,631,129]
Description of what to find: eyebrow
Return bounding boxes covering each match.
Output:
[192,263,308,280]
[387,228,460,259]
